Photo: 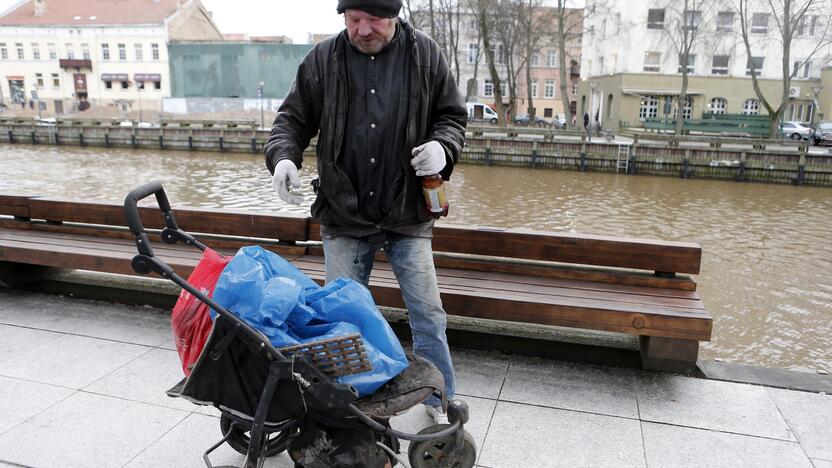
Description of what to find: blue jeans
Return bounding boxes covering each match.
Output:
[323,231,455,406]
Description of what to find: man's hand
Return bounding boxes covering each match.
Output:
[271,159,304,205]
[411,141,446,176]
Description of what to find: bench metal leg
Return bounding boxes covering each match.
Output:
[639,336,699,373]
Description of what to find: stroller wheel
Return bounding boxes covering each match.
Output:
[408,424,476,468]
[219,414,292,457]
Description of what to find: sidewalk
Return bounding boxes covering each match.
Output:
[0,288,830,468]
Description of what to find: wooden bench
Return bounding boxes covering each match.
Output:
[0,195,710,372]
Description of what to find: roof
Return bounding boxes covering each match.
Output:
[0,0,183,26]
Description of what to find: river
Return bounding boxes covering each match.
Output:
[1,144,831,372]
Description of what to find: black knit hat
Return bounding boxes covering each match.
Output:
[337,0,402,18]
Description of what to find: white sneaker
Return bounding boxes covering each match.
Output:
[424,404,449,425]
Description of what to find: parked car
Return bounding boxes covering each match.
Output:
[466,102,499,124]
[780,121,812,140]
[513,113,549,127]
[552,114,567,129]
[34,117,56,126]
[811,122,832,146]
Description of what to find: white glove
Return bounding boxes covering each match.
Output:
[271,159,304,205]
[410,141,447,176]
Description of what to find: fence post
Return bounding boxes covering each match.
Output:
[159,135,164,150]
[796,145,807,186]
[8,131,13,144]
[188,135,194,150]
[31,131,37,145]
[219,137,224,152]
[580,135,587,171]
[104,133,110,148]
[736,152,746,182]
[251,138,257,154]
[54,132,60,145]
[79,133,85,147]
[131,134,137,149]
[681,149,690,179]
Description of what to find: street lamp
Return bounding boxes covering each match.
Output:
[258,81,265,130]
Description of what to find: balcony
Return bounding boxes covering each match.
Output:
[570,66,580,78]
[59,59,92,70]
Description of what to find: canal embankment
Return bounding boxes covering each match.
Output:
[3,117,832,186]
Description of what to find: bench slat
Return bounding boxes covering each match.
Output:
[27,198,309,242]
[0,195,33,218]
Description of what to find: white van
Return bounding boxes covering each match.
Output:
[466,102,499,124]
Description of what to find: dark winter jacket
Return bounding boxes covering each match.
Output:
[265,19,467,238]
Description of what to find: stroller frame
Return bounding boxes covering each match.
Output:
[124,182,473,468]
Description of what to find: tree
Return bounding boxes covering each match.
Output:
[554,1,585,128]
[475,0,507,125]
[493,0,525,121]
[736,0,832,137]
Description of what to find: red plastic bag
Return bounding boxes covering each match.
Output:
[172,248,230,376]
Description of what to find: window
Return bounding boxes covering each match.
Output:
[647,9,665,29]
[51,73,59,89]
[808,15,818,35]
[746,56,764,76]
[48,43,56,60]
[643,52,661,72]
[121,81,129,90]
[544,108,553,118]
[484,79,493,97]
[65,43,74,59]
[793,60,812,78]
[0,43,7,60]
[547,49,557,68]
[684,10,702,31]
[544,80,555,98]
[32,43,40,60]
[35,73,43,88]
[101,43,110,60]
[151,43,160,60]
[607,94,614,119]
[530,52,539,67]
[118,43,126,60]
[572,83,578,95]
[489,44,504,65]
[716,11,734,32]
[795,16,817,36]
[134,44,143,61]
[678,54,695,74]
[154,80,161,90]
[639,96,659,120]
[709,97,727,114]
[467,43,478,64]
[598,57,605,74]
[711,55,729,74]
[104,80,113,90]
[499,81,507,97]
[751,13,769,34]
[16,43,24,60]
[677,95,693,120]
[81,43,90,60]
[742,99,760,115]
[531,81,538,98]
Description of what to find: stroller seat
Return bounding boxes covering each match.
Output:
[355,353,445,419]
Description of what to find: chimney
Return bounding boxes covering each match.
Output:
[34,0,47,17]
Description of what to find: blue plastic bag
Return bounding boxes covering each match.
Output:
[211,246,408,396]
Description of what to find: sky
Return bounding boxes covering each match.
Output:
[0,0,349,43]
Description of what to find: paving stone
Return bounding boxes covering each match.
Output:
[0,376,75,435]
[451,348,510,399]
[390,395,496,456]
[642,422,812,468]
[812,458,832,468]
[0,334,150,389]
[767,388,832,460]
[500,356,639,418]
[0,391,188,468]
[83,348,195,412]
[478,401,645,467]
[0,324,63,364]
[0,290,170,347]
[637,374,794,440]
[125,412,295,468]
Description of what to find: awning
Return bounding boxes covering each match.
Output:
[101,74,128,81]
[134,73,161,82]
[621,88,704,96]
[6,75,24,80]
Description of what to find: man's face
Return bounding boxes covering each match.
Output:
[344,9,397,55]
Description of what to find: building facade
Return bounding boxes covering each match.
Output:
[430,6,582,122]
[0,0,222,115]
[578,0,832,129]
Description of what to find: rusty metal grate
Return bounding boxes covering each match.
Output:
[279,333,372,378]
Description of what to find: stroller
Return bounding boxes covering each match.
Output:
[124,182,476,468]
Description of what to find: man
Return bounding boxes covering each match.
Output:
[264,0,467,423]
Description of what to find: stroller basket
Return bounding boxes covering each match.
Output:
[279,334,372,378]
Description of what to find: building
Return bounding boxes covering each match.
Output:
[453,6,583,121]
[222,33,292,44]
[578,0,832,129]
[0,0,222,115]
